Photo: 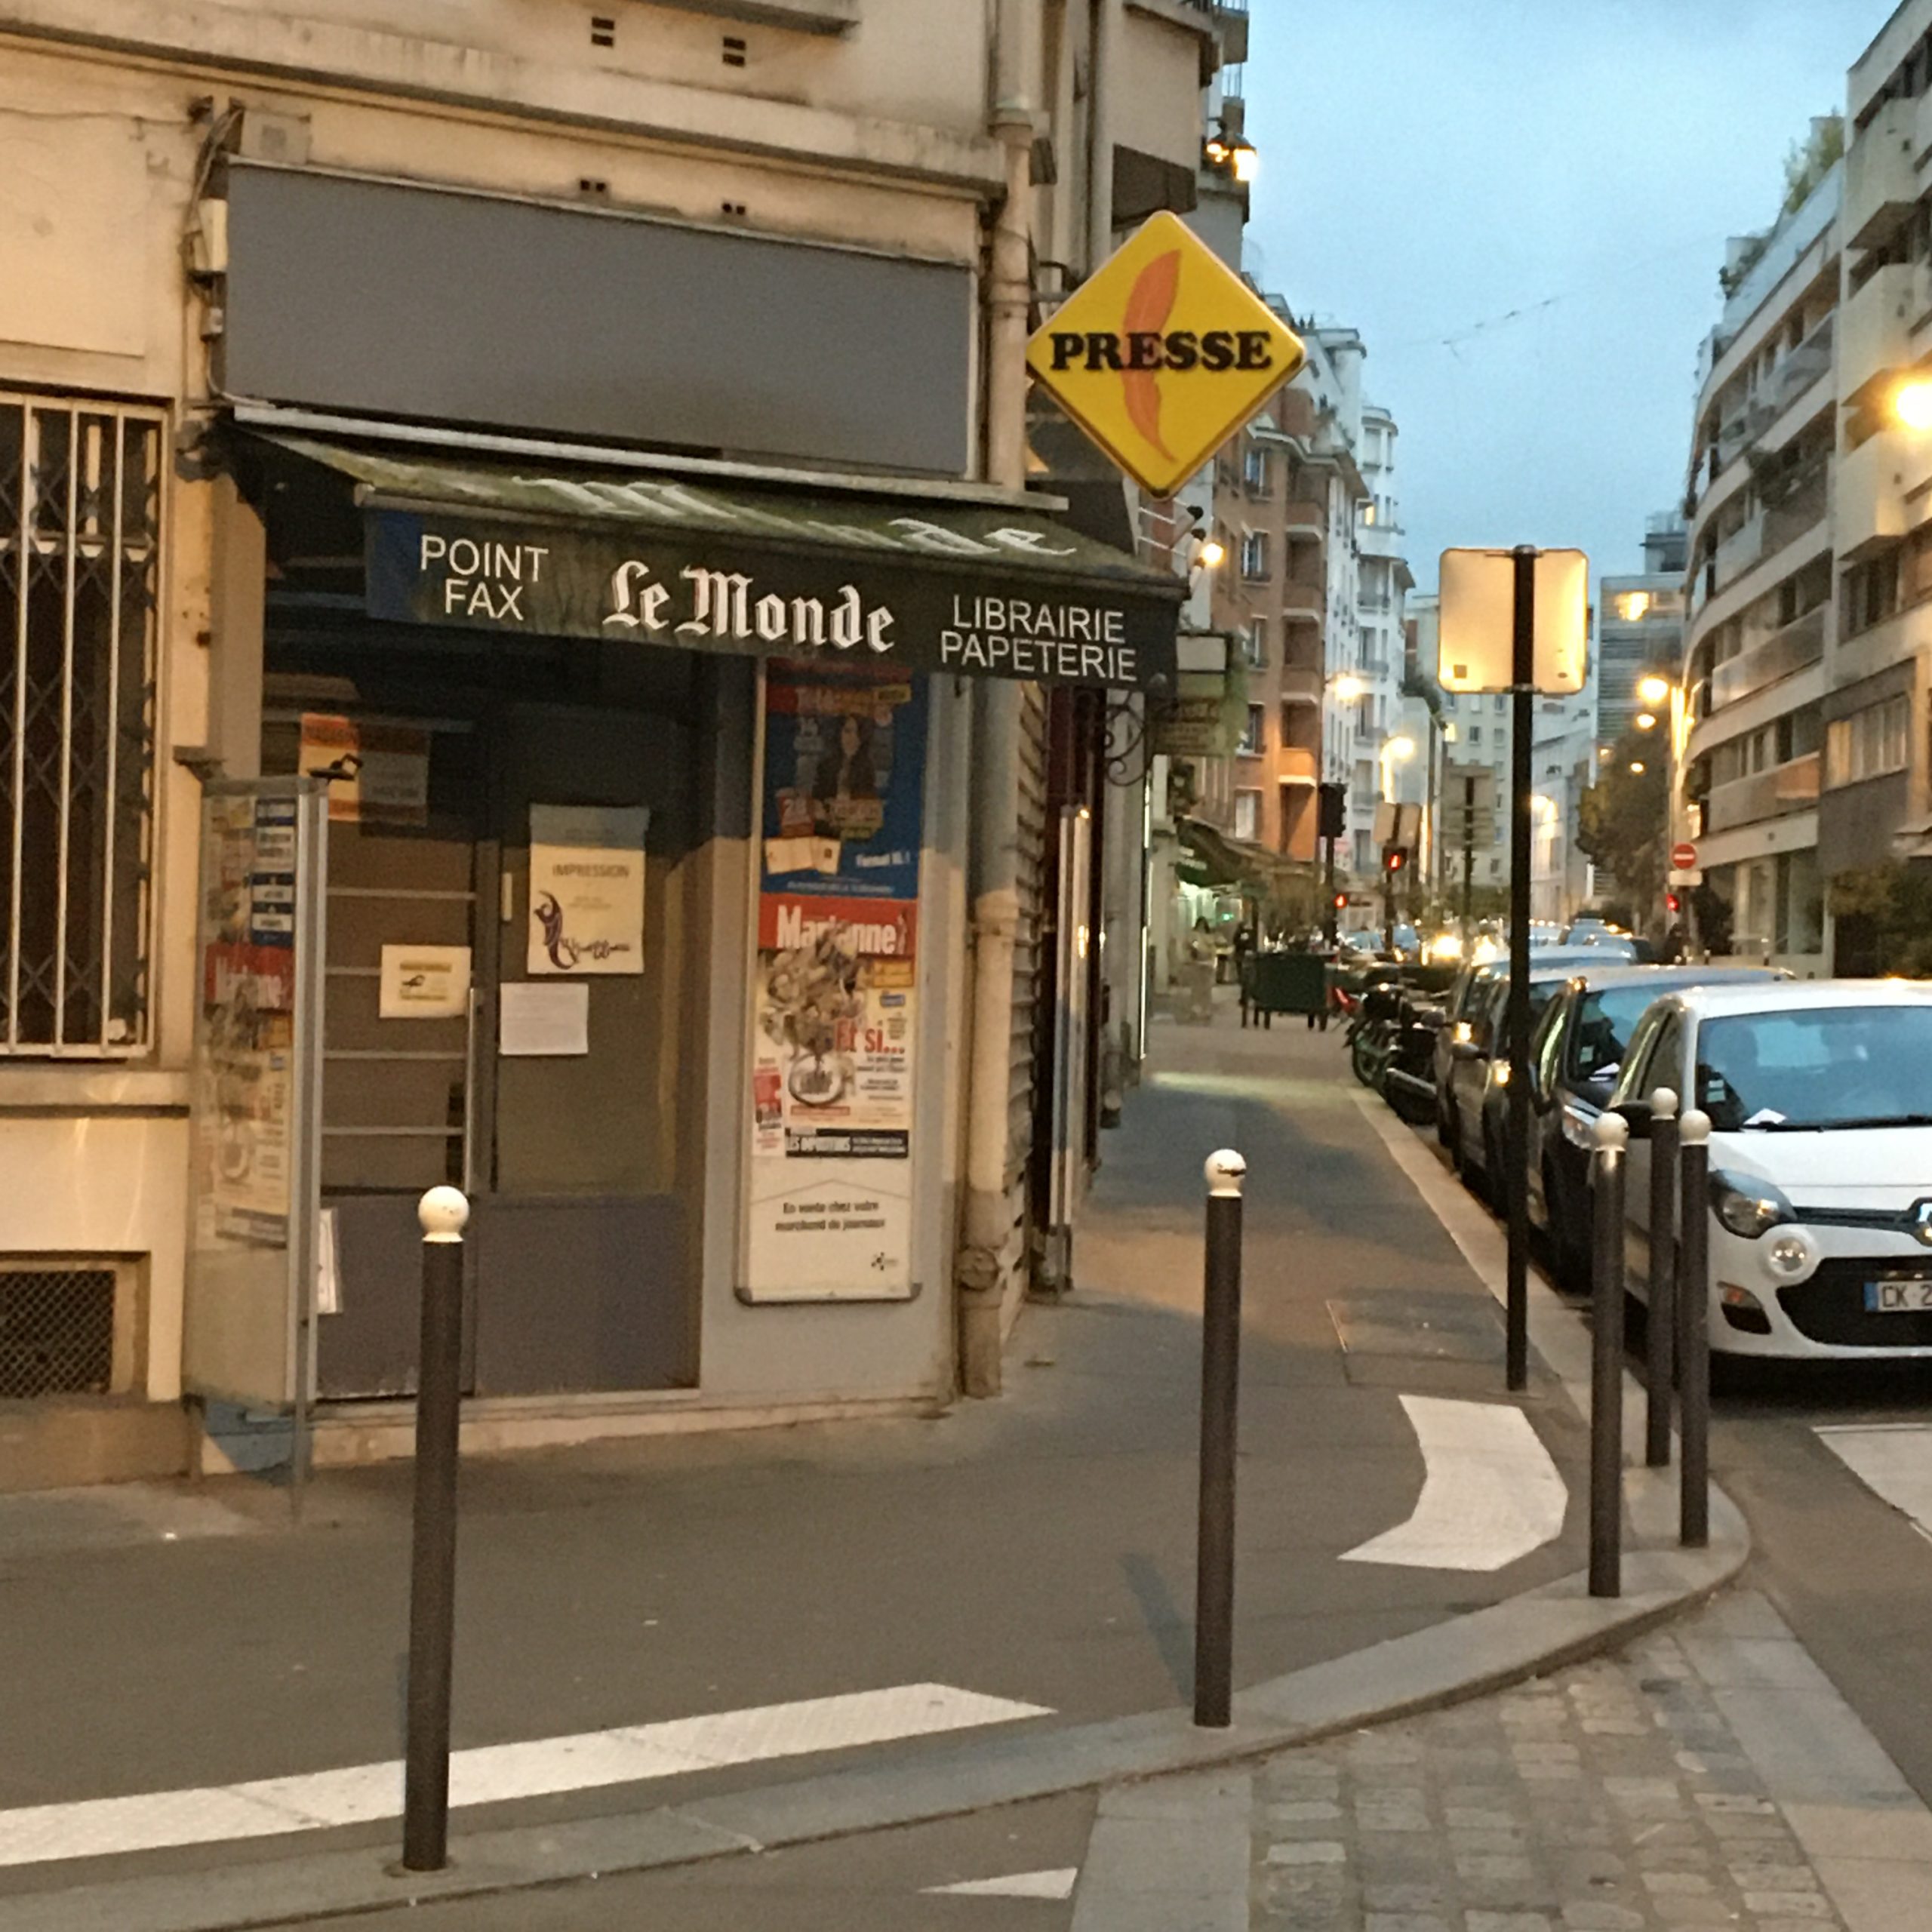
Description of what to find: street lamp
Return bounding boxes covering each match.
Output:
[1895,377,1932,431]
[1380,733,1416,799]
[1629,760,1647,775]
[1195,534,1226,570]
[1636,673,1672,707]
[1330,672,1367,703]
[1635,712,1659,731]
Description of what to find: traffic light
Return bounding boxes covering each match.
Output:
[1383,845,1407,875]
[1318,781,1347,841]
[1666,891,1681,915]
[1332,891,1348,911]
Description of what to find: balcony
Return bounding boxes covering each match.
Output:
[1275,747,1318,786]
[1760,461,1829,558]
[1709,509,1766,596]
[1281,576,1324,623]
[1278,666,1323,706]
[1709,603,1826,710]
[1845,97,1917,251]
[1283,499,1324,540]
[1703,751,1821,833]
[1839,263,1917,405]
[1835,427,1918,561]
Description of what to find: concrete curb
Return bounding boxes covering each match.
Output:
[0,1466,1748,1932]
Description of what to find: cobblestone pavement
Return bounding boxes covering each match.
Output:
[1247,1598,1903,1932]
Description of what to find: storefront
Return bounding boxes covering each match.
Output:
[181,429,1180,1447]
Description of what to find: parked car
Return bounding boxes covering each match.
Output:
[1433,946,1625,1151]
[1444,955,1623,1197]
[1607,980,1932,1361]
[1524,964,1786,1287]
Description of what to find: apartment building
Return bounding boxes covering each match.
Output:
[0,0,1220,1484]
[1678,135,1839,970]
[1598,517,1689,744]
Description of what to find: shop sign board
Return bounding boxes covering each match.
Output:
[742,664,926,1302]
[365,508,1179,692]
[527,804,648,975]
[1024,211,1307,500]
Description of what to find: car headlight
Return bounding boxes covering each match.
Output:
[1710,1170,1794,1240]
[1452,1021,1472,1046]
[1561,1104,1595,1149]
[1764,1232,1816,1280]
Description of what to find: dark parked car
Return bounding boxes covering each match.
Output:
[1523,964,1787,1285]
[1433,946,1620,1152]
[1444,956,1624,1197]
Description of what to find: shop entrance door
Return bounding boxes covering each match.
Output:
[309,697,697,1400]
[469,702,694,1395]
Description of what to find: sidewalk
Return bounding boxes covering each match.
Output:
[0,1004,1736,1930]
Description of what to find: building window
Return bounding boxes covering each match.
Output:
[1842,549,1901,638]
[1469,724,1484,746]
[0,395,162,1055]
[1233,789,1260,841]
[1239,703,1266,755]
[1239,532,1269,580]
[1242,445,1269,494]
[1243,619,1267,666]
[1826,694,1911,786]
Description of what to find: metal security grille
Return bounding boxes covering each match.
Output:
[0,1266,115,1398]
[0,395,163,1054]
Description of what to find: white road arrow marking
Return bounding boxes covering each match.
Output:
[1817,1424,1932,1544]
[0,1684,1051,1869]
[924,1868,1080,1898]
[1341,1393,1568,1572]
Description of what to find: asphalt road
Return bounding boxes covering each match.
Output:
[1383,1074,1932,1807]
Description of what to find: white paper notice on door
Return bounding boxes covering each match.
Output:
[499,981,589,1057]
[378,943,471,1019]
[528,804,648,975]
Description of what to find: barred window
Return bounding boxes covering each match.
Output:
[0,395,162,1054]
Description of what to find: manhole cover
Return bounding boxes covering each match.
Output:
[1327,1290,1506,1364]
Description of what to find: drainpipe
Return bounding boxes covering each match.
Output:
[1086,0,1118,274]
[956,0,1039,1396]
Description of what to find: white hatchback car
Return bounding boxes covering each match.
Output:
[1607,981,1932,1360]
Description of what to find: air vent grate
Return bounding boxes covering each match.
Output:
[0,1268,115,1399]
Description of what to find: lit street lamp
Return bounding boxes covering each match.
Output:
[1636,673,1672,707]
[1895,377,1932,430]
[1635,711,1658,731]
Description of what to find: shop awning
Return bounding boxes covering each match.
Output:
[1174,815,1318,891]
[251,432,1184,692]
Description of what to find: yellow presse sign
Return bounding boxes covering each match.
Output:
[1026,212,1307,500]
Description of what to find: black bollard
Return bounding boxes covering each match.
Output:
[402,1186,470,1873]
[1194,1148,1246,1729]
[1644,1086,1680,1469]
[1589,1113,1627,1599]
[1678,1110,1712,1549]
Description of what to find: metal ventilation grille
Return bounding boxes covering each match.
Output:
[0,1267,115,1398]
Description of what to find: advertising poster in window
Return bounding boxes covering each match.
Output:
[297,712,431,827]
[743,666,926,1301]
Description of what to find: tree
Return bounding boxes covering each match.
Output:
[1577,734,1668,934]
[1829,863,1932,977]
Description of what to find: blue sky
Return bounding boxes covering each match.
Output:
[1244,0,1886,592]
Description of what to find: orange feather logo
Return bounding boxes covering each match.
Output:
[1121,249,1181,457]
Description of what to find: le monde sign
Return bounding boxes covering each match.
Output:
[365,511,1177,691]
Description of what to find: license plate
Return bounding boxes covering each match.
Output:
[1864,1274,1932,1313]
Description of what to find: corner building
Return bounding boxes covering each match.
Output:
[0,0,1216,1481]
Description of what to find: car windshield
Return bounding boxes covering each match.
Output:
[1567,986,1661,1084]
[1695,1005,1932,1131]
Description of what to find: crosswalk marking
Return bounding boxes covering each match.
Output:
[924,1868,1080,1898]
[0,1684,1052,1869]
[1341,1393,1568,1572]
[1817,1424,1932,1545]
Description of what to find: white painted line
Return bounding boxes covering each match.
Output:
[1341,1393,1569,1572]
[0,1684,1052,1869]
[925,1868,1081,1898]
[1817,1425,1932,1545]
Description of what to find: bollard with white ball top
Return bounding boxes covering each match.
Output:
[1194,1148,1246,1727]
[1589,1112,1628,1598]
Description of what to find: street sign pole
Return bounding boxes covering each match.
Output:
[1460,774,1476,947]
[1505,546,1534,1393]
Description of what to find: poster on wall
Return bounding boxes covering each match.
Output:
[742,666,927,1302]
[198,793,300,1247]
[297,713,430,826]
[528,804,649,975]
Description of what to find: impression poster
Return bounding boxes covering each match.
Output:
[527,804,649,975]
[743,665,926,1302]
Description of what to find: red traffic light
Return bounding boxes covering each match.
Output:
[1383,847,1407,873]
[1331,891,1348,910]
[1665,891,1681,915]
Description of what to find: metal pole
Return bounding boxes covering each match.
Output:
[1194,1147,1246,1729]
[1644,1087,1679,1468]
[1505,546,1536,1391]
[1678,1109,1712,1548]
[402,1186,470,1873]
[1323,830,1337,947]
[1589,1112,1628,1598]
[1461,774,1475,948]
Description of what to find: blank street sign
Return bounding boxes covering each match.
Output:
[1437,549,1589,695]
